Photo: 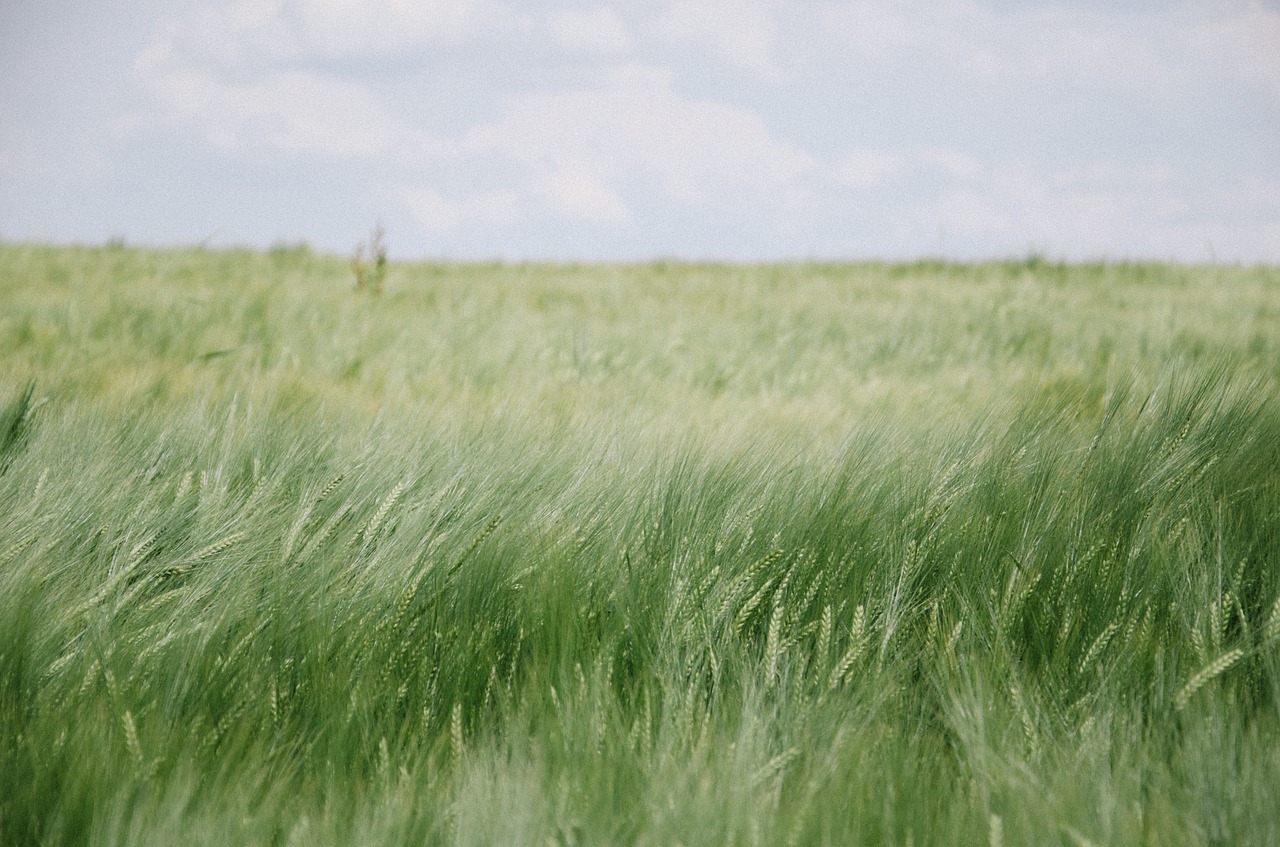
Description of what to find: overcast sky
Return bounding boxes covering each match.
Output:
[2,0,1277,261]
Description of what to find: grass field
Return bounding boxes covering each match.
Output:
[2,241,1279,845]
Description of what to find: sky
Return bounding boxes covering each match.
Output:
[1,0,1278,262]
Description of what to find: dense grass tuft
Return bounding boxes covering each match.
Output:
[1,243,1278,845]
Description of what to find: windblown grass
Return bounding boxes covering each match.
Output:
[1,243,1278,845]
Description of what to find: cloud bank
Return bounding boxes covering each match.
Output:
[2,0,1277,260]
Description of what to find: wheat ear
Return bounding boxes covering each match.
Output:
[1174,648,1244,710]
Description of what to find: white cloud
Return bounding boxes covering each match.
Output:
[140,0,521,71]
[812,1,917,54]
[136,47,420,157]
[926,160,1280,260]
[533,166,632,223]
[548,7,631,54]
[917,148,982,181]
[133,2,295,70]
[656,0,778,77]
[812,0,1280,101]
[402,187,520,232]
[462,64,815,213]
[1183,0,1280,97]
[110,0,1280,260]
[287,0,521,57]
[833,149,902,187]
[133,1,479,158]
[985,7,1168,88]
[832,147,983,189]
[1048,162,1174,189]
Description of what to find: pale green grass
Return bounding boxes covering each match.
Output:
[1,242,1278,845]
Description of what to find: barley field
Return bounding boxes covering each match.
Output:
[1,242,1278,846]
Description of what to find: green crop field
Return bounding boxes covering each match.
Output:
[2,241,1279,846]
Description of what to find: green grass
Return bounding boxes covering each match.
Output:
[1,242,1279,845]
